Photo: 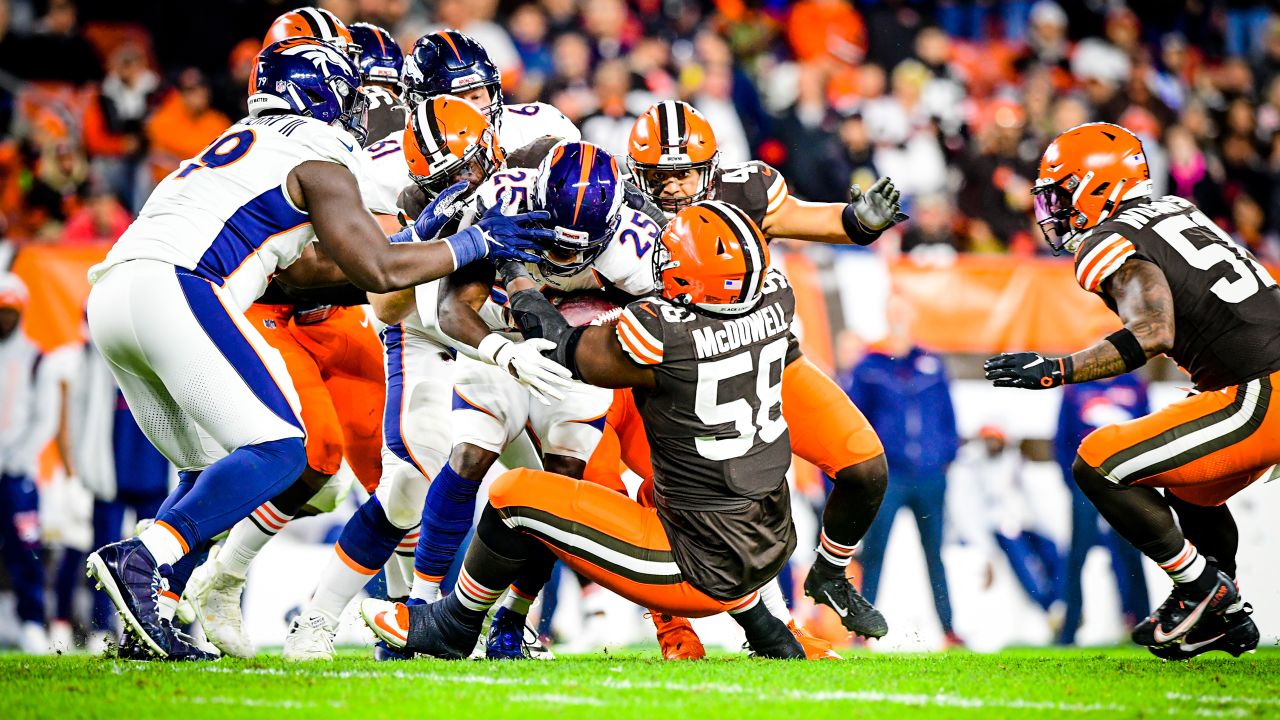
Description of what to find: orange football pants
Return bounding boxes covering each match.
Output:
[1079,370,1280,506]
[244,304,385,492]
[489,468,760,617]
[584,355,884,493]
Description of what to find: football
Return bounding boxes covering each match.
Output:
[551,290,622,327]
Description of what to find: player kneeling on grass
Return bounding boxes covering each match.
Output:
[362,201,810,659]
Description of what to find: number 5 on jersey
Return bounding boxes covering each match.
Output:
[694,337,788,460]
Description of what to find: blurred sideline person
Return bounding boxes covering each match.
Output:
[1054,376,1150,645]
[986,122,1274,659]
[0,273,58,654]
[844,300,964,647]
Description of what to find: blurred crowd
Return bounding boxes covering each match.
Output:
[1,0,1280,259]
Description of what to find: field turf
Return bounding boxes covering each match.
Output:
[3,647,1278,719]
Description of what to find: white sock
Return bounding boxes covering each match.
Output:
[759,577,793,623]
[816,528,856,569]
[1159,540,1208,584]
[139,522,186,566]
[410,575,441,603]
[220,503,293,577]
[501,586,536,616]
[157,590,179,622]
[308,545,378,628]
[385,557,411,600]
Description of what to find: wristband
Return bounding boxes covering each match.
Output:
[388,225,417,245]
[557,325,588,380]
[477,333,510,366]
[1105,328,1147,372]
[496,259,532,283]
[840,203,881,246]
[442,226,489,270]
[1060,355,1074,384]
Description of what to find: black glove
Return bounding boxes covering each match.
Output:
[984,352,1072,389]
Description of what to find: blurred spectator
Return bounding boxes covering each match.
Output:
[508,4,554,102]
[212,38,259,121]
[1054,376,1151,645]
[543,32,594,123]
[0,273,58,654]
[1226,1,1273,59]
[1231,192,1280,262]
[863,60,948,199]
[949,424,1063,613]
[144,67,230,187]
[24,136,90,240]
[82,42,158,213]
[901,195,961,254]
[0,0,101,84]
[775,65,846,203]
[686,33,750,165]
[581,0,637,63]
[579,59,641,156]
[845,299,963,648]
[431,0,521,86]
[787,0,866,66]
[59,185,130,245]
[1015,0,1071,79]
[1166,123,1227,221]
[957,99,1038,253]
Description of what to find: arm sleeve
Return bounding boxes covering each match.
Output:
[615,301,665,366]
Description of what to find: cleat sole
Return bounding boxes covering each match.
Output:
[86,554,168,659]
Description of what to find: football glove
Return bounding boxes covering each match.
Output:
[407,180,471,242]
[478,334,572,405]
[442,200,552,269]
[984,351,1072,389]
[850,177,908,231]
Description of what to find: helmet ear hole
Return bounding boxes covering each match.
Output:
[715,237,727,255]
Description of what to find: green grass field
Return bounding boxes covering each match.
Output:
[3,647,1279,719]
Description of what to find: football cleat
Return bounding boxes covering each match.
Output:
[115,621,220,662]
[282,610,335,662]
[1131,570,1238,648]
[360,598,478,660]
[803,563,888,639]
[742,615,806,659]
[86,538,170,657]
[187,559,255,658]
[788,621,842,660]
[1149,603,1259,660]
[374,640,415,661]
[485,608,530,660]
[651,612,706,660]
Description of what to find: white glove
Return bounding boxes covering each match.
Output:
[478,334,572,405]
[849,176,907,231]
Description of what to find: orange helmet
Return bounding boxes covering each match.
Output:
[628,100,720,213]
[252,8,360,95]
[656,200,770,315]
[404,95,505,199]
[1033,122,1151,253]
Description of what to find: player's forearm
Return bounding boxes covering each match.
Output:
[368,289,416,325]
[342,241,457,293]
[1065,319,1172,384]
[766,200,882,245]
[438,289,493,349]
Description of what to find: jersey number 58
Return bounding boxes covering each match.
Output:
[693,337,788,460]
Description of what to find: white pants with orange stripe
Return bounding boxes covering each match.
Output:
[450,354,611,462]
[86,259,303,472]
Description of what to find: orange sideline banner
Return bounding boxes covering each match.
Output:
[11,243,110,351]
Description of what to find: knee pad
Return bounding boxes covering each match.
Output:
[375,467,430,530]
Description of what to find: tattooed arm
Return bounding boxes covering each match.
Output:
[985,259,1174,389]
[1065,259,1175,383]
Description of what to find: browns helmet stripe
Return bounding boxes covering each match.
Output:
[701,200,765,304]
[673,101,687,151]
[298,7,339,40]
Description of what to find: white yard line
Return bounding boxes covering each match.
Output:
[1168,692,1280,707]
[509,694,605,706]
[186,696,345,710]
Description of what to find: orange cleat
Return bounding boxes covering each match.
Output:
[651,612,706,660]
[789,621,842,660]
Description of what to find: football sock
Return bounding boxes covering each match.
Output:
[394,527,419,587]
[1165,491,1239,579]
[385,556,411,600]
[444,529,528,632]
[759,577,793,622]
[157,589,179,622]
[154,438,305,558]
[813,528,857,576]
[140,521,187,567]
[410,575,442,603]
[310,496,406,627]
[1156,540,1218,594]
[220,474,322,577]
[415,462,482,581]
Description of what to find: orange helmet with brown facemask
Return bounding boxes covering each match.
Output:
[655,200,770,315]
[1032,122,1151,254]
[403,95,505,200]
[628,100,720,214]
[252,8,360,94]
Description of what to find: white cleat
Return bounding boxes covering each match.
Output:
[188,559,256,659]
[20,622,52,655]
[283,610,336,662]
[359,599,409,650]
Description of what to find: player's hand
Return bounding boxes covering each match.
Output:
[407,180,469,242]
[481,335,572,404]
[850,177,908,231]
[984,351,1070,389]
[476,200,554,263]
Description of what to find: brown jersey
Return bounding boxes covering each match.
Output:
[712,161,789,229]
[360,86,407,150]
[614,267,801,600]
[1074,195,1280,391]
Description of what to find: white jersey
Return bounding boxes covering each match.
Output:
[463,167,658,335]
[89,115,393,310]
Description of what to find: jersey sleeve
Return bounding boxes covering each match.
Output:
[1073,230,1137,294]
[357,137,409,215]
[616,299,666,366]
[757,162,790,219]
[529,102,581,142]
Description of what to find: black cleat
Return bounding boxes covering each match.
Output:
[113,621,219,661]
[742,616,805,659]
[1131,570,1238,647]
[1149,603,1259,660]
[804,562,888,638]
[86,538,170,657]
[405,600,483,659]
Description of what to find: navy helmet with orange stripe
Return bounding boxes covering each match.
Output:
[628,100,720,213]
[403,31,502,129]
[404,95,504,200]
[531,140,624,277]
[656,200,770,315]
[348,22,404,87]
[1033,122,1151,255]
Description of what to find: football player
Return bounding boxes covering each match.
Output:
[619,100,905,652]
[282,95,544,661]
[984,122,1277,657]
[347,22,407,143]
[360,201,808,660]
[83,37,553,659]
[185,11,404,659]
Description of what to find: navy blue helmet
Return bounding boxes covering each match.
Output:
[348,22,404,86]
[249,37,368,143]
[402,31,502,127]
[531,141,624,276]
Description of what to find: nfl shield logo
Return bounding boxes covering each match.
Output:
[263,319,277,329]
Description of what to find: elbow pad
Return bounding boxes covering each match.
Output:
[507,288,571,344]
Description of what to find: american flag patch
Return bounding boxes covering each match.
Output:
[724,278,742,290]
